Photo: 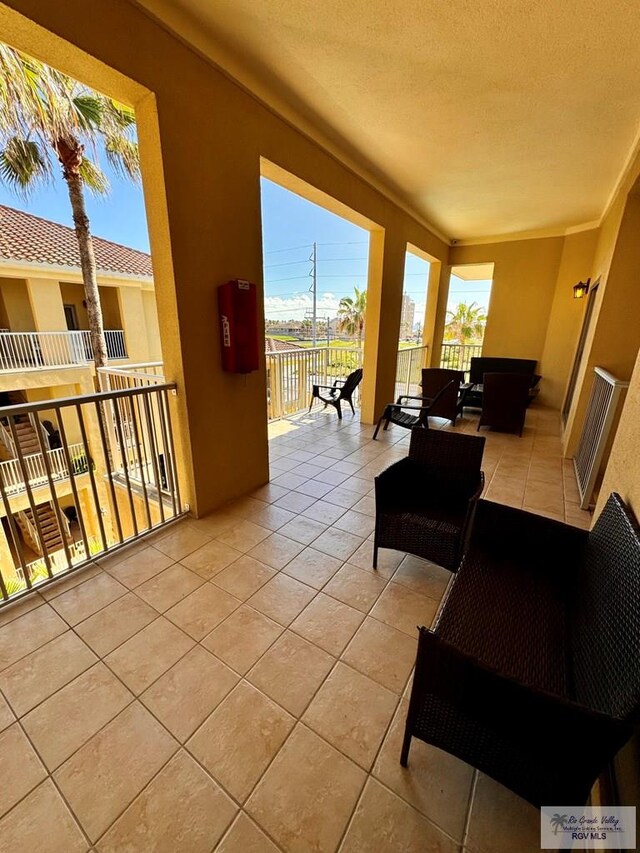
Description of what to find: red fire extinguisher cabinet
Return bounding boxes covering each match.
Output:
[218,279,259,373]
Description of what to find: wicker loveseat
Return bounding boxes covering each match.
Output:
[402,493,640,807]
[464,357,541,408]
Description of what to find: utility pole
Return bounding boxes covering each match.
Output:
[309,241,317,346]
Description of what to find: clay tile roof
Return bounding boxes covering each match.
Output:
[0,204,153,278]
[265,337,304,353]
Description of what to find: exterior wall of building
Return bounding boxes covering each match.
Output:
[449,236,564,366]
[400,294,415,339]
[0,271,159,367]
[0,278,34,330]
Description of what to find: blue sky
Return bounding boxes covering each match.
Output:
[260,178,492,322]
[0,164,490,323]
[0,158,151,253]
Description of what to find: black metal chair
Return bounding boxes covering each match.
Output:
[309,367,362,419]
[372,380,455,440]
[373,428,485,571]
[420,368,466,425]
[401,493,640,807]
[477,372,531,436]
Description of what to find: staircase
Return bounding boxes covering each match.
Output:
[16,503,69,555]
[0,392,46,458]
[13,416,42,456]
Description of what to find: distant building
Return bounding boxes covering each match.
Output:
[400,293,415,339]
[266,320,305,337]
[264,337,303,352]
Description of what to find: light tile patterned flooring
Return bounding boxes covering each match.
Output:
[0,405,590,852]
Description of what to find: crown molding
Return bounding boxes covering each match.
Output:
[452,219,601,247]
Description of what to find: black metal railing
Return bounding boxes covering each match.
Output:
[0,384,185,604]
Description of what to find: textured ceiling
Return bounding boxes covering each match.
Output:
[136,0,640,241]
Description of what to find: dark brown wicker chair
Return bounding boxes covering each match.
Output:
[420,368,466,425]
[401,493,640,807]
[477,372,531,436]
[373,428,485,571]
[309,368,362,419]
[372,380,455,440]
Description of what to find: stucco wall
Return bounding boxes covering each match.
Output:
[0,0,450,513]
[449,236,564,365]
[538,229,598,408]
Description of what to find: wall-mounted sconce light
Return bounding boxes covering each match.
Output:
[573,278,590,299]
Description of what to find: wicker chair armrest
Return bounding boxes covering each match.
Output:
[313,383,340,392]
[332,379,346,387]
[469,499,588,572]
[414,629,625,740]
[375,458,415,486]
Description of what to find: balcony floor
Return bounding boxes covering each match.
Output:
[0,405,588,851]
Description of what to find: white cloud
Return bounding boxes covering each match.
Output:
[264,292,341,320]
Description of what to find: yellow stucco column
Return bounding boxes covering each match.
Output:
[428,264,452,370]
[360,231,407,424]
[118,286,151,362]
[420,258,444,367]
[26,278,67,331]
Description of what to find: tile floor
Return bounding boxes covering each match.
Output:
[0,405,590,852]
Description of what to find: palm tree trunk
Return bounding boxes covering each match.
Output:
[60,146,108,370]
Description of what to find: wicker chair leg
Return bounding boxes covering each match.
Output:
[372,416,384,440]
[400,727,412,767]
[348,397,356,415]
[334,399,343,420]
[373,541,378,569]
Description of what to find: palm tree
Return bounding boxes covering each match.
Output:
[337,287,367,348]
[550,814,568,836]
[445,301,487,344]
[0,44,140,369]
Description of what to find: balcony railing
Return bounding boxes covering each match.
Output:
[97,362,165,391]
[266,345,362,420]
[440,342,483,374]
[266,344,429,420]
[0,443,86,496]
[395,345,428,398]
[0,383,184,604]
[0,329,127,371]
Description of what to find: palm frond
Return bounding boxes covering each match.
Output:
[78,157,109,195]
[72,94,104,131]
[0,136,51,196]
[104,134,140,181]
[104,99,137,129]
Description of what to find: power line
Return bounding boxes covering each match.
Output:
[263,243,313,255]
[317,241,369,246]
[264,259,312,269]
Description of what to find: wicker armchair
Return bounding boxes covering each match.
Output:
[309,368,362,419]
[373,428,485,571]
[477,372,531,436]
[401,493,640,807]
